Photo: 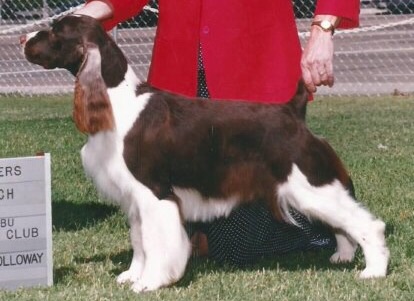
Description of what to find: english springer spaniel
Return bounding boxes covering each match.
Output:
[21,15,389,292]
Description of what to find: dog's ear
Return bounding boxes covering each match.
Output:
[73,43,115,134]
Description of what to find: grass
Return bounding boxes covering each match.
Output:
[0,93,413,300]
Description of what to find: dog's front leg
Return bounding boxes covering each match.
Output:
[131,194,191,293]
[117,215,144,284]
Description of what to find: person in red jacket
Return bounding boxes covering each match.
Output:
[78,0,359,102]
[77,0,359,264]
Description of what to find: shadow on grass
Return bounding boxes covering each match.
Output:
[52,200,118,232]
[53,247,359,287]
[177,249,359,287]
[50,198,369,288]
[54,266,78,285]
[100,248,359,289]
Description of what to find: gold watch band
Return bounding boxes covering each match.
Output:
[311,20,335,35]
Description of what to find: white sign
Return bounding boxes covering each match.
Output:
[0,154,53,290]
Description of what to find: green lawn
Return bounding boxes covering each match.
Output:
[0,94,413,300]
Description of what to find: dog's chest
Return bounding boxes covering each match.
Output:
[81,133,132,206]
[80,68,151,206]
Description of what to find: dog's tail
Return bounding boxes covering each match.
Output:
[287,80,308,121]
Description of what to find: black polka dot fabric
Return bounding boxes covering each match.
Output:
[186,203,335,266]
[197,44,211,98]
[187,45,336,265]
[206,203,335,265]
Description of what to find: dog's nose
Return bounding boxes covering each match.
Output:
[19,35,27,46]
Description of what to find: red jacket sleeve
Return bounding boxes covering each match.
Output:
[315,0,360,28]
[86,0,149,30]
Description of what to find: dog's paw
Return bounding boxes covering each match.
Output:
[359,267,387,279]
[131,281,147,293]
[329,251,355,264]
[131,279,161,293]
[358,246,389,279]
[117,270,140,284]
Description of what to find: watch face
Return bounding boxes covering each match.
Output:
[320,20,332,30]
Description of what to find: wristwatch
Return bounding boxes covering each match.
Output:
[311,20,335,35]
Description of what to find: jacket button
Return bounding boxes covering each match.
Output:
[202,26,210,34]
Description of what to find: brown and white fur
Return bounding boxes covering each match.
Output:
[22,15,389,292]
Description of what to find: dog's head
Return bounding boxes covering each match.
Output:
[23,15,108,75]
[22,15,123,134]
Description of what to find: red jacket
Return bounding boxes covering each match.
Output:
[92,0,359,103]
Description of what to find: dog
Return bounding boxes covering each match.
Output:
[21,15,389,292]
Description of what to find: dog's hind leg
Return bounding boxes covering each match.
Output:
[329,231,357,264]
[277,164,389,278]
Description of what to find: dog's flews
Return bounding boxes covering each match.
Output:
[22,15,389,292]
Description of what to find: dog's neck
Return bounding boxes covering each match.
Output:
[105,64,144,137]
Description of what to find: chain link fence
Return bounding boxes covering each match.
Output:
[1,0,414,96]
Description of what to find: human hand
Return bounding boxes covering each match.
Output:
[301,25,335,93]
[75,0,113,20]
